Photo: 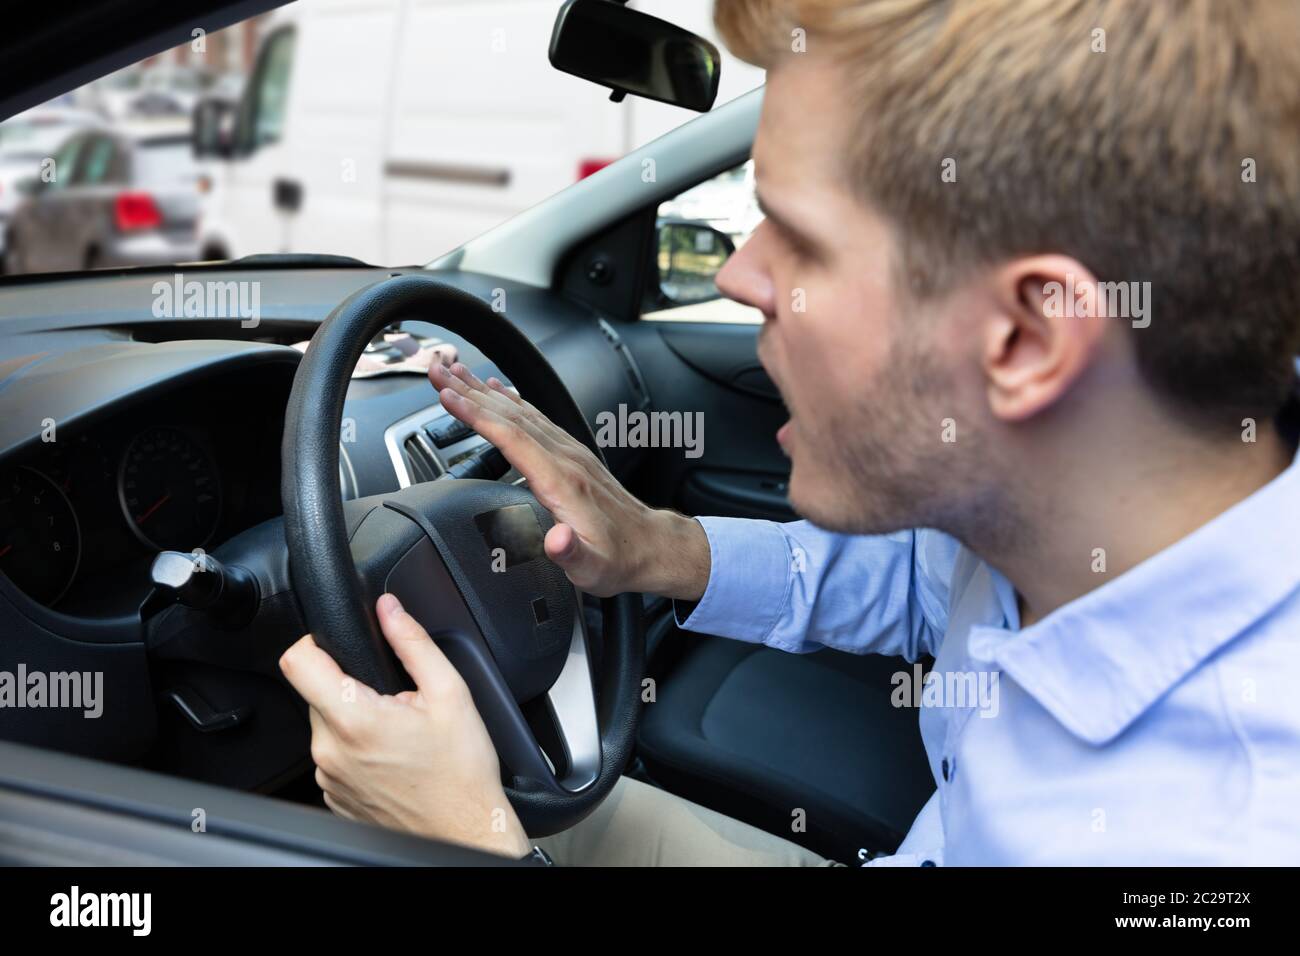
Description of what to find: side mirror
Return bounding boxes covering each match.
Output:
[192,97,236,159]
[549,0,721,112]
[14,176,43,198]
[656,219,735,307]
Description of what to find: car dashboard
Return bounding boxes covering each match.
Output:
[0,264,646,617]
[0,263,650,776]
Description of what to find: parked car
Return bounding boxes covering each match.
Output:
[0,107,104,259]
[192,0,764,265]
[2,122,200,273]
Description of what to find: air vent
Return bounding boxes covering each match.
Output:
[386,403,488,488]
[402,433,442,484]
[598,318,651,411]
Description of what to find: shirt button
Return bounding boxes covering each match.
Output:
[921,860,937,867]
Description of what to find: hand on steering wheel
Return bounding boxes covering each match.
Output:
[281,275,644,838]
[281,592,532,858]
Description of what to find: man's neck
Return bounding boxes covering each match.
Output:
[986,428,1295,630]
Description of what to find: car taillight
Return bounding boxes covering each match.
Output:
[114,192,162,232]
[577,158,614,181]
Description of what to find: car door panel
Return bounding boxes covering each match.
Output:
[657,323,782,402]
[0,739,512,866]
[620,318,795,522]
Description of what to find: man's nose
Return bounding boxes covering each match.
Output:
[716,223,776,319]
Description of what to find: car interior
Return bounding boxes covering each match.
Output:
[0,0,935,865]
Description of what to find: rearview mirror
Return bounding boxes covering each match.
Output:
[549,0,722,112]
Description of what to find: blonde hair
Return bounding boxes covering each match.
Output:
[716,0,1300,427]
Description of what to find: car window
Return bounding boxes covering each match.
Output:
[74,136,117,185]
[241,27,295,149]
[643,159,763,324]
[132,138,198,186]
[46,134,86,190]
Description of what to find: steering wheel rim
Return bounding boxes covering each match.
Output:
[281,273,643,837]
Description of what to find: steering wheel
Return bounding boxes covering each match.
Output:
[281,274,643,837]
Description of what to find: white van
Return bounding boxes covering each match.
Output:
[196,0,764,266]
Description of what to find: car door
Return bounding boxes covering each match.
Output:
[281,1,395,263]
[618,159,793,524]
[62,132,119,269]
[0,739,512,866]
[221,24,297,256]
[22,132,86,273]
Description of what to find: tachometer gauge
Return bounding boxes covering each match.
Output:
[44,433,115,504]
[118,427,221,552]
[0,467,82,606]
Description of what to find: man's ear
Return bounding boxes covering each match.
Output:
[981,255,1110,421]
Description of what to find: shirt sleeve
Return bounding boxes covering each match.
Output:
[673,516,961,661]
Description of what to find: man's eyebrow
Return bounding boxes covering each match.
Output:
[755,189,821,252]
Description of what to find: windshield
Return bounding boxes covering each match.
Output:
[0,1,764,276]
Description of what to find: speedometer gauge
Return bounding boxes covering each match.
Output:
[0,467,82,606]
[118,427,221,552]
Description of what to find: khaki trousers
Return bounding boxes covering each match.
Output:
[535,776,841,866]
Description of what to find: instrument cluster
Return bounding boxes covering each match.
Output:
[0,375,286,616]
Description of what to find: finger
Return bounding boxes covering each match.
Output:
[280,634,370,717]
[436,388,559,486]
[435,363,535,431]
[428,357,464,389]
[486,376,523,405]
[428,357,488,398]
[447,361,493,395]
[430,360,493,402]
[443,362,552,428]
[476,373,591,453]
[376,593,459,696]
[431,364,543,438]
[432,362,575,456]
[449,364,532,423]
[450,363,583,458]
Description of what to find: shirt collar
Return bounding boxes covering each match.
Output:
[988,442,1300,746]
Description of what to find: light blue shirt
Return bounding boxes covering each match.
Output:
[678,448,1300,865]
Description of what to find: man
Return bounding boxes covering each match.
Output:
[279,0,1300,865]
